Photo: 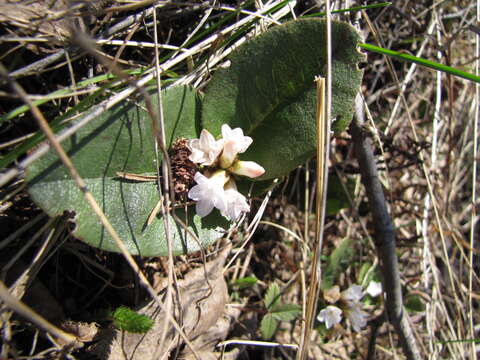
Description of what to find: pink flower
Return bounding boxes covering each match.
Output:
[345,301,368,331]
[187,171,227,217]
[219,124,253,168]
[341,284,368,331]
[188,129,224,166]
[366,281,382,298]
[221,181,250,221]
[317,306,342,329]
[342,284,363,302]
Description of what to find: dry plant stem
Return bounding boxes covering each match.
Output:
[366,314,386,360]
[151,7,180,360]
[363,10,461,320]
[350,117,421,360]
[0,280,78,348]
[469,2,479,358]
[0,63,199,358]
[298,3,333,357]
[297,76,329,360]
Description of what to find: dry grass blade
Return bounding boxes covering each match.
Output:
[298,3,333,358]
[0,280,78,348]
[297,75,329,359]
[468,2,480,358]
[115,171,158,181]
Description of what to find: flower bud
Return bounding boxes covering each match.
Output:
[230,160,265,178]
[219,141,237,169]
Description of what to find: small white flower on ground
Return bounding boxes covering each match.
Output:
[342,284,363,302]
[221,183,250,221]
[219,124,253,168]
[345,301,368,331]
[188,129,224,166]
[366,281,382,298]
[317,305,343,329]
[188,171,227,217]
[230,160,265,178]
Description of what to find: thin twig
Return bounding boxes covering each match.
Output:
[349,116,421,360]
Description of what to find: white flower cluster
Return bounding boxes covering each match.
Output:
[187,124,265,221]
[317,281,382,331]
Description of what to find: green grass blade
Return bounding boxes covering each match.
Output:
[359,43,480,84]
[0,68,147,125]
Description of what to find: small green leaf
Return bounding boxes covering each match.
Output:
[202,19,364,180]
[233,276,258,289]
[271,303,301,322]
[260,314,278,340]
[264,283,281,310]
[322,237,354,289]
[113,306,153,333]
[326,173,354,215]
[358,262,374,285]
[26,86,230,256]
[405,295,425,313]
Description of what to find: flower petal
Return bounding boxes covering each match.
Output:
[346,301,368,331]
[188,171,227,217]
[366,281,382,298]
[187,186,201,201]
[187,129,223,166]
[230,160,265,178]
[196,200,215,217]
[317,306,342,329]
[221,187,250,221]
[342,284,363,302]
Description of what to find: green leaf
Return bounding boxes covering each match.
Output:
[202,19,364,180]
[260,314,278,340]
[271,303,301,321]
[358,262,374,285]
[359,43,480,84]
[326,173,354,215]
[113,306,153,333]
[264,282,281,310]
[405,295,425,313]
[233,276,258,289]
[322,237,354,289]
[26,86,230,256]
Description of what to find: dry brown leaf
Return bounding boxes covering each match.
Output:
[88,244,231,360]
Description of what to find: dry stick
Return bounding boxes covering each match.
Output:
[150,7,182,360]
[298,3,333,357]
[297,76,328,360]
[366,313,386,360]
[349,117,421,360]
[0,280,78,347]
[0,63,199,356]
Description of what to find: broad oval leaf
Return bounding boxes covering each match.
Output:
[202,19,364,180]
[27,86,230,256]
